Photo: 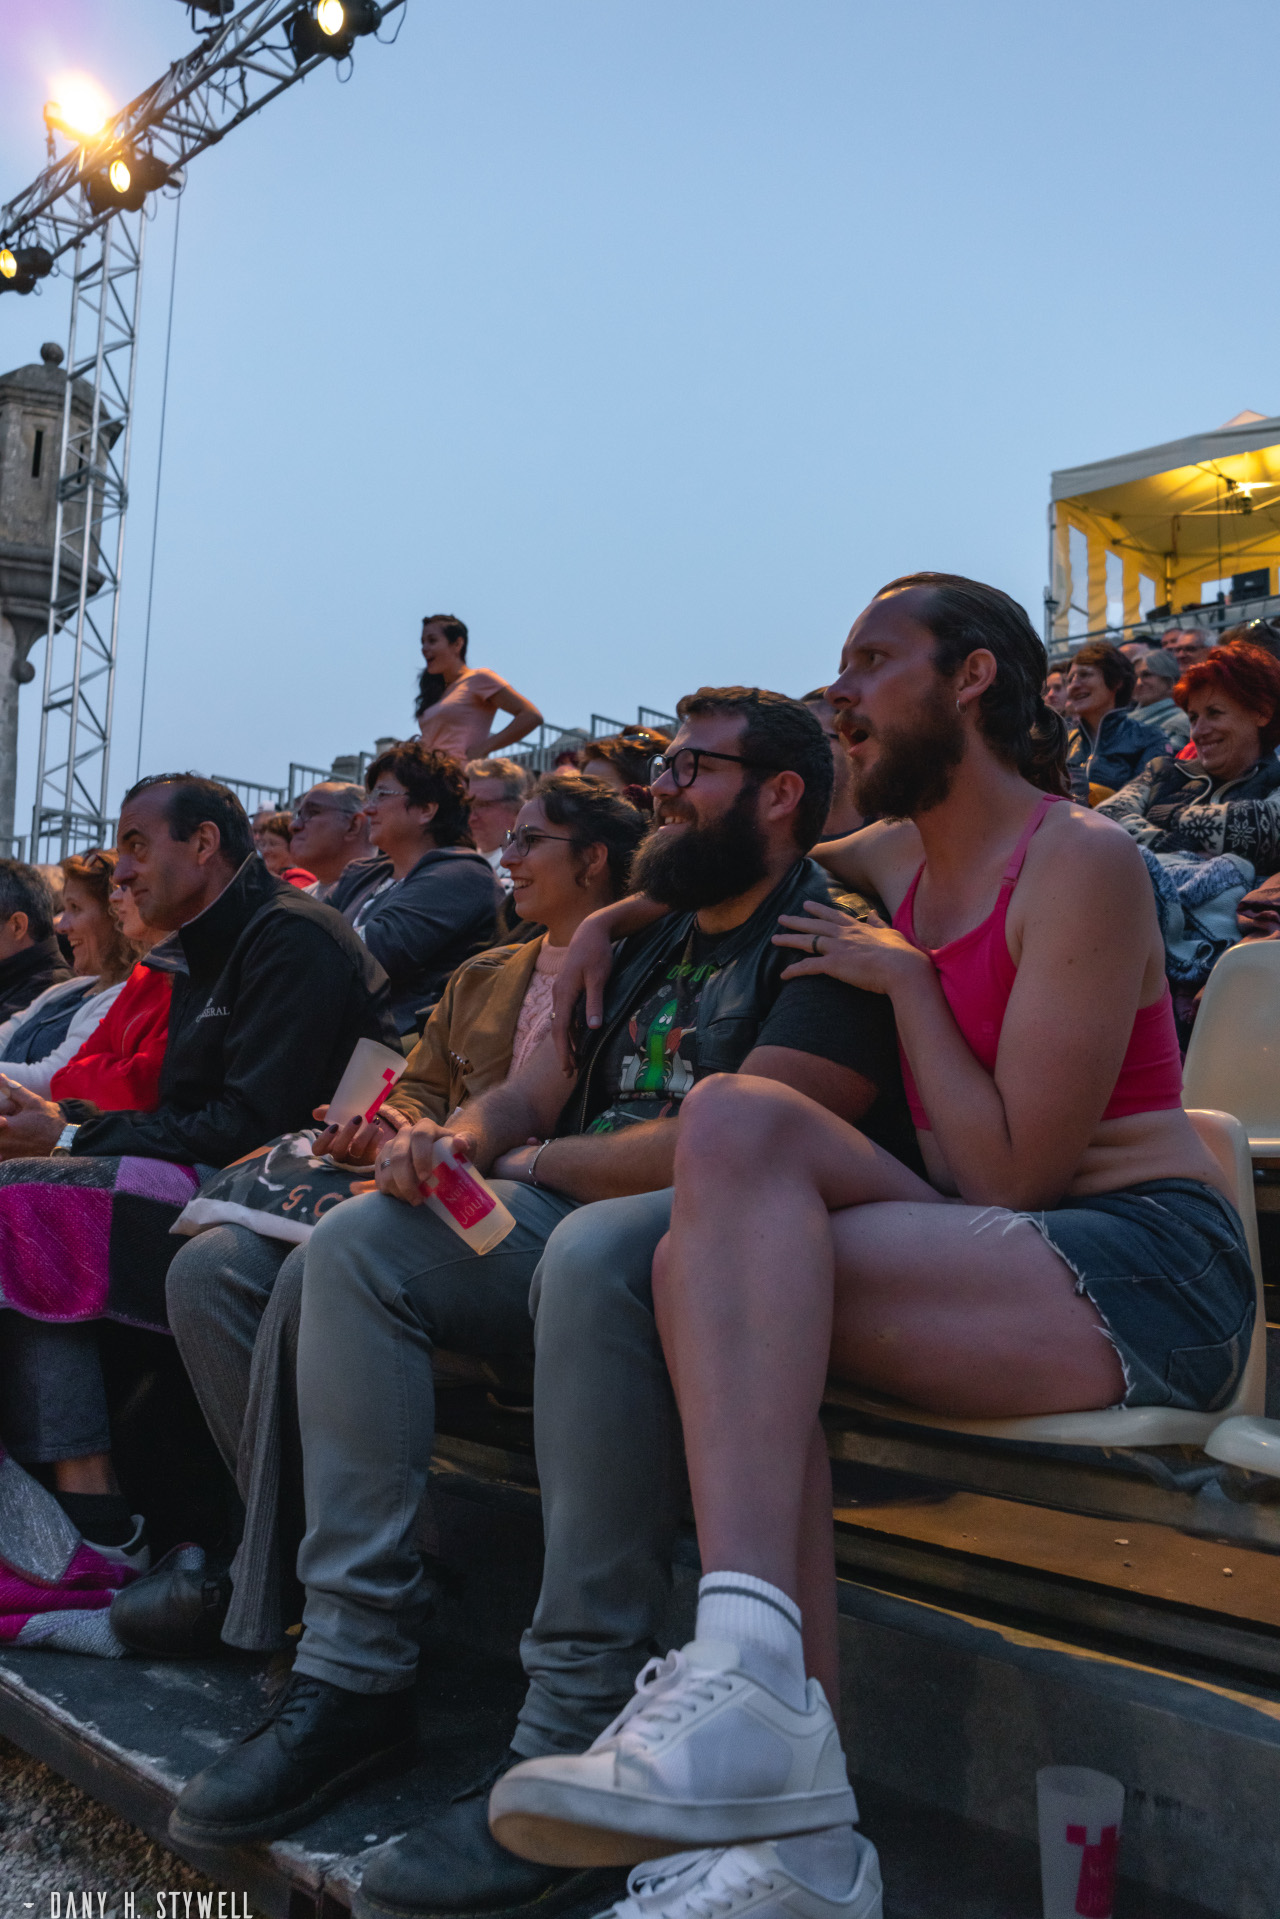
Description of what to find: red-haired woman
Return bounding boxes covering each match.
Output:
[1098,641,1280,872]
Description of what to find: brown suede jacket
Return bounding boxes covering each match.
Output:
[386,934,545,1126]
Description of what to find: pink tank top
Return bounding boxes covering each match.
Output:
[890,793,1183,1131]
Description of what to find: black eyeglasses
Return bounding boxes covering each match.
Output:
[648,748,781,789]
[502,827,583,858]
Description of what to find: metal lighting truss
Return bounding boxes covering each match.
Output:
[1,0,406,855]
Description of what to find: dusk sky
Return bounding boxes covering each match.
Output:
[3,0,1278,829]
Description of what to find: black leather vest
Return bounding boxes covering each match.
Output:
[560,857,874,1135]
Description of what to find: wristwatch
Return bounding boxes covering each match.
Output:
[53,1122,80,1156]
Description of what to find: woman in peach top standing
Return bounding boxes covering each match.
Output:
[415,613,543,761]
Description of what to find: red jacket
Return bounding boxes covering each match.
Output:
[50,962,172,1112]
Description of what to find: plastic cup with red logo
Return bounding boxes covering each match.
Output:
[1036,1766,1124,1919]
[420,1137,516,1254]
[326,1037,408,1130]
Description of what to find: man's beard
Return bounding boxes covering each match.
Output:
[632,784,772,912]
[850,685,966,820]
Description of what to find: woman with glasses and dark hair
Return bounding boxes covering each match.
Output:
[415,614,544,764]
[318,774,649,1162]
[342,741,505,1038]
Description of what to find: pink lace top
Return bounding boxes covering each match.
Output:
[510,940,569,1075]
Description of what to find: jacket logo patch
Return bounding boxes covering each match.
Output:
[197,1003,231,1021]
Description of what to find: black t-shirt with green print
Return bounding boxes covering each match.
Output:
[584,917,916,1170]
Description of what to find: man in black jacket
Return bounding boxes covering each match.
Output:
[170,692,918,1869]
[0,860,70,1022]
[0,775,396,1166]
[0,777,395,1565]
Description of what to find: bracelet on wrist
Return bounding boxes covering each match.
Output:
[528,1139,553,1187]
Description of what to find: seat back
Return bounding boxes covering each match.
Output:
[1183,941,1280,1153]
[1185,1108,1266,1419]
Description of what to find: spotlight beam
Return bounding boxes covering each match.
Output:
[0,0,407,264]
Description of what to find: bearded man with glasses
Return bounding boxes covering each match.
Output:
[171,688,920,1877]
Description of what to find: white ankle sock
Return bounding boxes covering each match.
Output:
[777,1824,858,1898]
[695,1571,807,1709]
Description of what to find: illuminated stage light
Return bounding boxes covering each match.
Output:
[0,244,55,294]
[44,75,112,141]
[84,150,172,216]
[288,0,382,64]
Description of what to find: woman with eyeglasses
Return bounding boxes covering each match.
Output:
[347,742,507,1039]
[317,775,649,1167]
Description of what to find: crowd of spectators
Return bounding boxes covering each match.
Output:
[0,594,1271,1919]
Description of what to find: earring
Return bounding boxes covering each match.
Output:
[956,699,963,713]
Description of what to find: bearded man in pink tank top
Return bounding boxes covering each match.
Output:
[490,576,1257,1919]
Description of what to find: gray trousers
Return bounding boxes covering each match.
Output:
[0,1315,111,1463]
[166,1226,307,1650]
[515,1188,679,1757]
[293,1182,577,1694]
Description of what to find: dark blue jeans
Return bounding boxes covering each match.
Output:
[1021,1178,1255,1409]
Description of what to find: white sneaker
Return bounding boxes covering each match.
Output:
[489,1639,857,1866]
[594,1836,883,1919]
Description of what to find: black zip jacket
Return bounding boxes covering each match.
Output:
[559,858,880,1135]
[64,857,396,1166]
[0,936,71,1023]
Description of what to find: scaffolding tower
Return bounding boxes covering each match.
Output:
[32,206,144,857]
[0,0,408,858]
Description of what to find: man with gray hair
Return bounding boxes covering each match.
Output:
[466,756,531,893]
[0,860,70,1023]
[288,782,375,902]
[1165,627,1211,672]
[1131,649,1192,749]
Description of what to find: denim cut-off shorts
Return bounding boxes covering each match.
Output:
[1016,1178,1255,1410]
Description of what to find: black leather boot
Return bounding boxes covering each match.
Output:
[111,1544,232,1658]
[354,1753,618,1919]
[170,1672,416,1847]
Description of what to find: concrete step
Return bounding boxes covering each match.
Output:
[0,1460,1263,1917]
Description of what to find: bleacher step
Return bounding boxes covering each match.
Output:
[0,1463,1263,1918]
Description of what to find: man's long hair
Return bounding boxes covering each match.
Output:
[879,573,1069,796]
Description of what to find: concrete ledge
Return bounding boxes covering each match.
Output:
[836,1577,1280,1917]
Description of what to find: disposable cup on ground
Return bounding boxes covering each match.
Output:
[421,1138,516,1254]
[326,1036,408,1129]
[1036,1766,1124,1919]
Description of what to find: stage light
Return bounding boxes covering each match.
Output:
[84,149,171,216]
[287,0,382,64]
[0,244,55,295]
[44,74,112,141]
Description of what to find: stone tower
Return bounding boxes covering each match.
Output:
[0,343,118,848]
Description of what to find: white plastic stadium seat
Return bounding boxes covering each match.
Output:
[826,1111,1280,1468]
[1182,940,1280,1156]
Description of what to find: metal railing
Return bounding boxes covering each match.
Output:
[211,775,286,814]
[287,762,331,803]
[1045,592,1280,665]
